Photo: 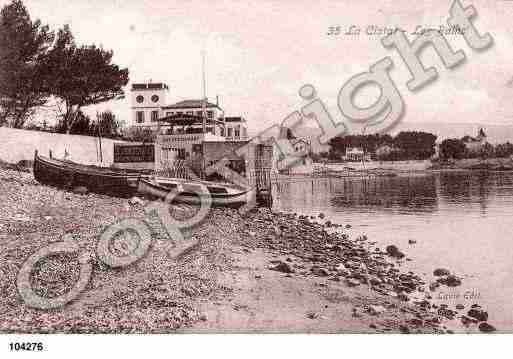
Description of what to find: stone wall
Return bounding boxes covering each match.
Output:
[0,127,126,165]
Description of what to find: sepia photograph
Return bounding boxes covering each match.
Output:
[0,0,511,357]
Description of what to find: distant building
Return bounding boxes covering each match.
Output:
[375,144,396,157]
[344,147,371,162]
[291,138,310,153]
[375,144,403,160]
[462,128,487,153]
[274,132,313,174]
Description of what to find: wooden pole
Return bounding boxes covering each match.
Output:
[202,50,207,135]
[97,112,103,164]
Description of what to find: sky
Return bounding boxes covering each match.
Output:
[9,0,513,134]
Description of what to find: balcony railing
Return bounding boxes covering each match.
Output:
[156,132,226,145]
[157,133,205,144]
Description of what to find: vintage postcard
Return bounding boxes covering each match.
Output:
[0,0,511,356]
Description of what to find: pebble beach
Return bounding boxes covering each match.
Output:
[0,164,495,333]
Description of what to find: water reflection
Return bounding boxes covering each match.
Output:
[274,175,438,213]
[438,172,488,214]
[330,176,438,211]
[274,172,513,216]
[272,171,513,329]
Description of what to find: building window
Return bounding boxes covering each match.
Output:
[136,111,145,123]
[207,110,214,119]
[162,148,170,161]
[151,111,159,122]
[151,94,159,103]
[234,125,240,138]
[220,127,225,136]
[136,95,144,104]
[163,148,186,160]
[227,127,233,137]
[196,111,202,117]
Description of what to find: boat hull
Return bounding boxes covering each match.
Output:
[137,179,254,207]
[33,152,146,197]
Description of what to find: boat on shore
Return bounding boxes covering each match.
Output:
[34,151,256,206]
[33,151,147,197]
[137,177,255,207]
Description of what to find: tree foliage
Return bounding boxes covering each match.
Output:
[494,142,513,158]
[329,133,393,155]
[0,0,129,132]
[394,131,437,160]
[121,126,158,144]
[328,131,436,161]
[0,0,54,127]
[43,25,129,133]
[54,110,120,138]
[96,111,120,139]
[439,138,466,160]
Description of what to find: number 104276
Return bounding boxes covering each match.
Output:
[9,342,44,351]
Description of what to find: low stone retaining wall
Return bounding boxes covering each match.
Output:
[0,127,126,165]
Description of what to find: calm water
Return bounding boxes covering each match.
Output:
[273,171,513,330]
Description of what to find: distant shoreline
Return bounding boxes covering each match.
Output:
[310,158,513,176]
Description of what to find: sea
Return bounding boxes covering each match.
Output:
[273,171,513,331]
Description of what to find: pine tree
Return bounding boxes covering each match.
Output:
[0,0,54,128]
[44,25,129,133]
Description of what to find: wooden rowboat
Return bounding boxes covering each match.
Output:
[33,151,148,197]
[137,177,255,207]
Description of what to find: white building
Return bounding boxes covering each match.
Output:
[130,82,248,141]
[291,138,310,153]
[161,99,224,127]
[223,117,248,141]
[463,128,487,154]
[344,147,371,162]
[130,81,254,172]
[273,136,313,175]
[131,82,169,126]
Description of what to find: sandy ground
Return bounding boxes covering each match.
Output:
[180,246,446,334]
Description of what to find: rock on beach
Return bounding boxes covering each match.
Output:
[269,261,294,274]
[385,245,405,259]
[467,308,488,322]
[436,274,462,287]
[478,322,496,333]
[433,268,451,277]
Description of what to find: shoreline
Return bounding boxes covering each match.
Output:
[279,159,513,180]
[0,165,495,333]
[316,157,513,173]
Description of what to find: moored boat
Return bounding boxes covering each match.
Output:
[33,151,148,197]
[137,177,255,207]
